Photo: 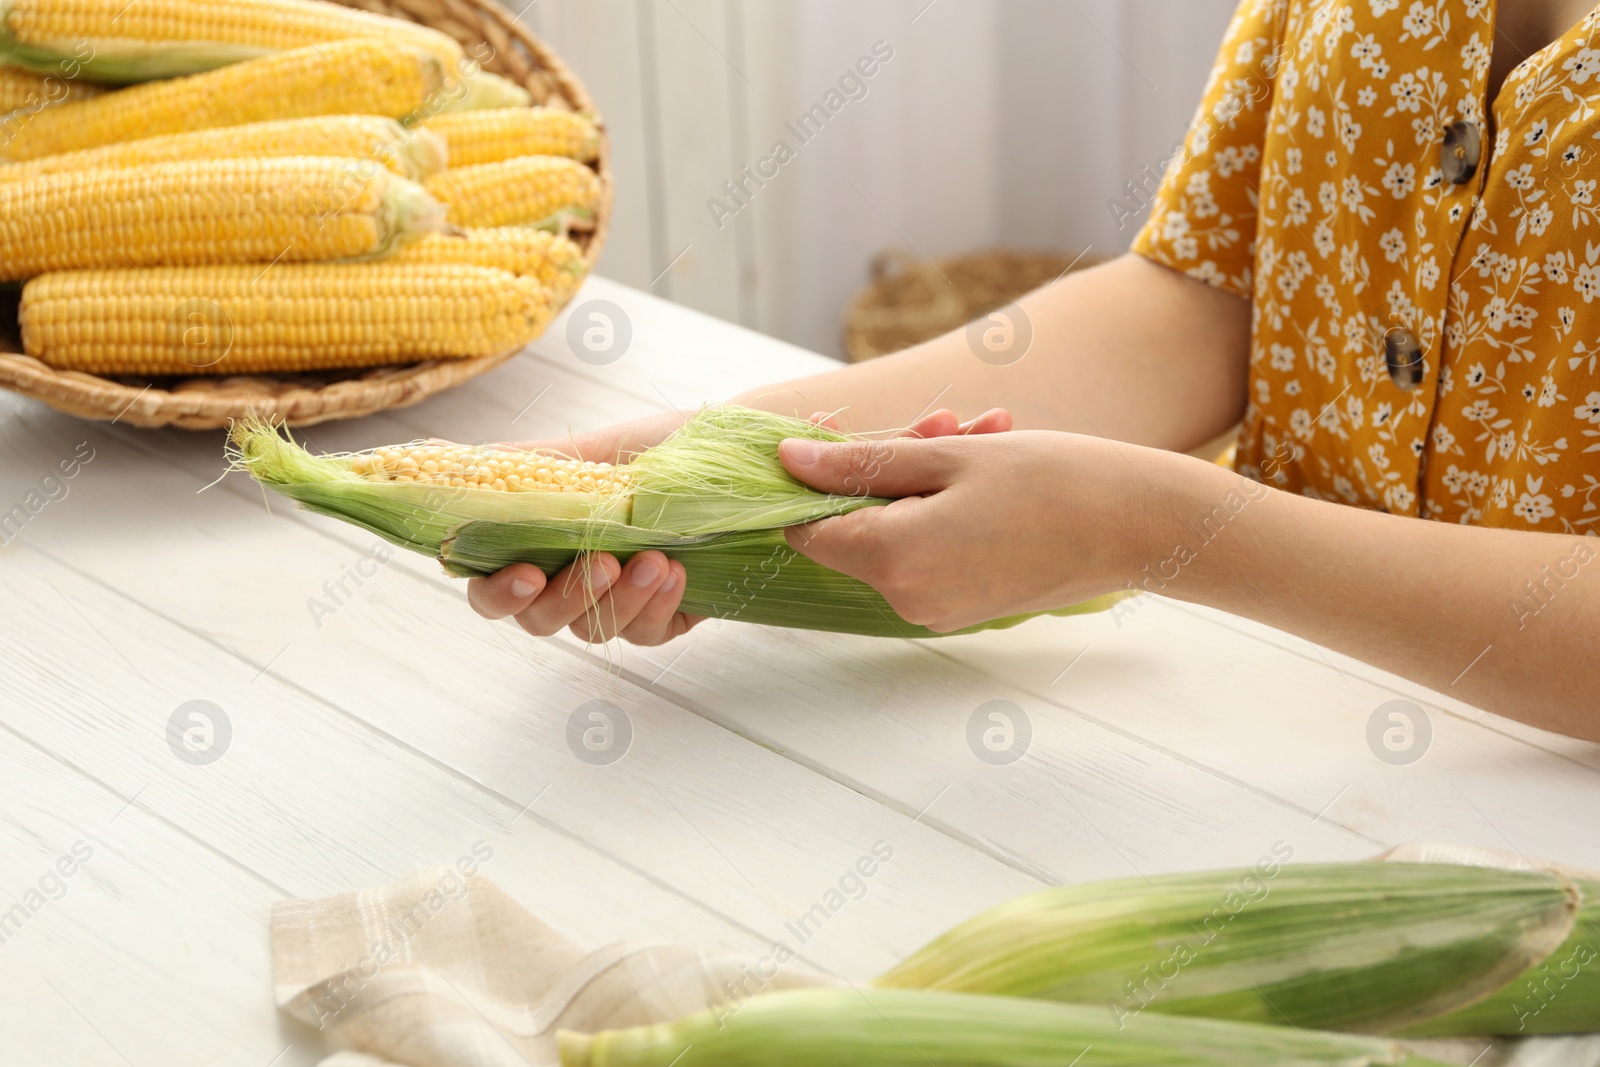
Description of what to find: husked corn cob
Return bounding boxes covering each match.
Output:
[0,157,443,281]
[0,62,100,111]
[420,108,601,167]
[0,40,444,162]
[0,0,463,82]
[352,444,629,495]
[393,229,587,302]
[22,263,555,375]
[0,116,447,184]
[426,155,600,229]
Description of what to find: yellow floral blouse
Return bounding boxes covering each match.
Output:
[1135,0,1600,532]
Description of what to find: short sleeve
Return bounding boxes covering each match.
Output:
[1132,0,1288,298]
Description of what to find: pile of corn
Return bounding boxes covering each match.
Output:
[0,0,600,376]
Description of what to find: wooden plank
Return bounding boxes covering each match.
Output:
[933,599,1600,869]
[4,465,1046,978]
[0,734,319,1065]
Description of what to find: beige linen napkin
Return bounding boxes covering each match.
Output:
[272,848,1600,1067]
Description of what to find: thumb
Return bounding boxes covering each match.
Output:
[778,436,960,498]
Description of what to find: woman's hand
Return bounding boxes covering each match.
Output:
[776,429,1193,632]
[468,407,1015,646]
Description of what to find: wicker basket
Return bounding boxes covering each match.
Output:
[842,248,1103,362]
[0,0,612,430]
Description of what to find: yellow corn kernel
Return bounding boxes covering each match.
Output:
[425,155,600,229]
[0,157,443,282]
[0,64,101,112]
[0,116,447,184]
[350,444,630,494]
[420,108,600,167]
[0,0,463,76]
[392,229,587,303]
[0,39,444,162]
[21,263,557,376]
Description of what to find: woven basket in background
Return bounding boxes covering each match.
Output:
[0,0,612,430]
[842,248,1104,363]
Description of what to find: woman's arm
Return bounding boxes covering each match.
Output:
[775,433,1600,742]
[734,253,1252,452]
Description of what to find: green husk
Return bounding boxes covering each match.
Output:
[873,862,1586,1036]
[1400,877,1600,1036]
[557,988,1457,1067]
[229,406,1123,638]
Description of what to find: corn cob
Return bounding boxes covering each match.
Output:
[0,62,99,112]
[0,116,447,185]
[22,263,551,374]
[0,40,444,163]
[392,229,587,303]
[230,407,1125,636]
[352,444,629,495]
[0,0,463,82]
[0,158,443,281]
[873,862,1592,1037]
[558,988,1458,1067]
[420,108,601,167]
[426,155,600,229]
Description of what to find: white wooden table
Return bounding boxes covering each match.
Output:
[2,276,1597,1065]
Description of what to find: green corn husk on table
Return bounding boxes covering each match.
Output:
[230,406,1122,638]
[558,987,1461,1067]
[873,862,1599,1037]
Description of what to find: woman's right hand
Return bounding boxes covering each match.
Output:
[465,406,1013,647]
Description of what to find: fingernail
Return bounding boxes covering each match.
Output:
[587,565,614,592]
[783,439,821,466]
[660,570,679,594]
[630,559,661,588]
[510,578,538,598]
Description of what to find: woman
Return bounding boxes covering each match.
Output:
[471,0,1600,741]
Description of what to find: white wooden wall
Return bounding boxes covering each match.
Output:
[526,0,1236,358]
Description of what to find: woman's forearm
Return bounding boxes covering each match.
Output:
[1149,454,1600,740]
[732,254,1252,453]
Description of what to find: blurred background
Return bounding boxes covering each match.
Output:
[526,0,1236,359]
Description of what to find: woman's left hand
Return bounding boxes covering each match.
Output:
[777,429,1189,632]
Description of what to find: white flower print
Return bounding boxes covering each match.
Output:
[1390,72,1425,112]
[1513,490,1555,523]
[1433,424,1456,451]
[1371,0,1399,16]
[1400,2,1434,39]
[1575,264,1600,303]
[1576,392,1600,424]
[1382,162,1416,198]
[1418,259,1440,289]
[1563,47,1600,84]
[1526,201,1554,237]
[1460,33,1490,75]
[1306,106,1326,139]
[1379,228,1406,262]
[1546,253,1570,284]
[1506,163,1536,190]
[1270,343,1296,372]
[1525,120,1548,147]
[1572,180,1595,206]
[1290,408,1314,439]
[1358,85,1378,107]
